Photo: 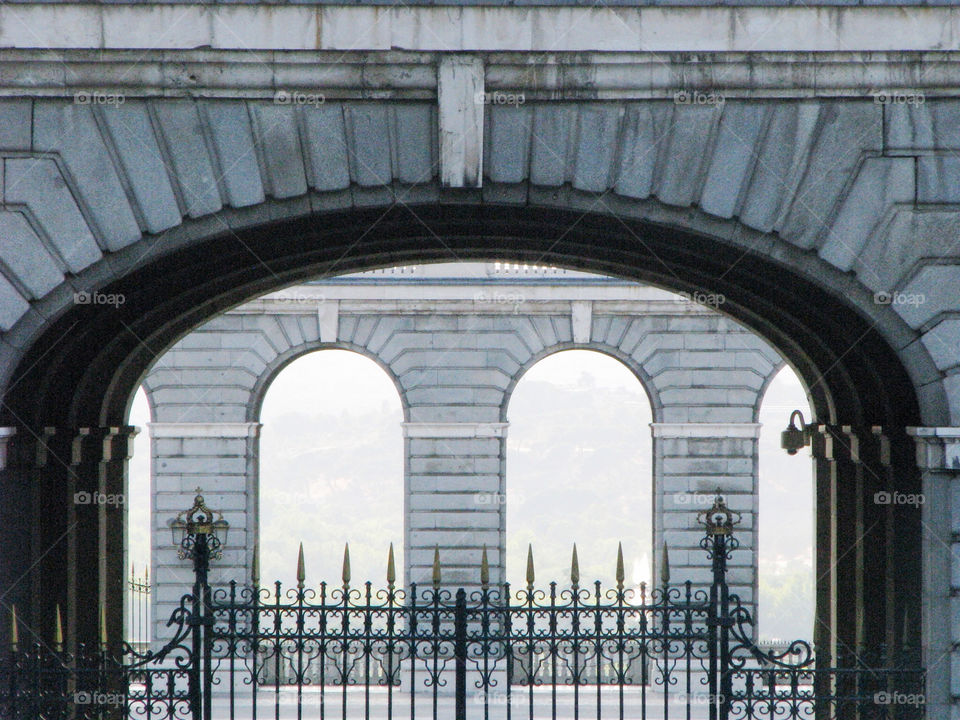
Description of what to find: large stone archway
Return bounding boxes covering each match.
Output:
[0,197,948,704]
[1,39,959,710]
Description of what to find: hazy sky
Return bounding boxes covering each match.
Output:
[126,280,814,641]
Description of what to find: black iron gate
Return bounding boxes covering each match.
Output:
[0,493,924,719]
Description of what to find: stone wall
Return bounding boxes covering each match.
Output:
[142,275,784,641]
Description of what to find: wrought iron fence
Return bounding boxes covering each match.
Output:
[0,492,925,719]
[127,565,151,656]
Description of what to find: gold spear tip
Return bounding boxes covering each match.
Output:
[54,604,63,648]
[296,542,306,587]
[525,544,535,587]
[432,546,441,587]
[342,543,351,586]
[616,542,625,587]
[570,544,580,586]
[99,603,108,648]
[9,604,17,652]
[480,546,490,587]
[387,543,396,586]
[661,542,671,585]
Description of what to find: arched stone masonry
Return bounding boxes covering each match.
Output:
[141,266,784,642]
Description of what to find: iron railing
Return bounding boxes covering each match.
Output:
[0,494,925,719]
[127,565,151,656]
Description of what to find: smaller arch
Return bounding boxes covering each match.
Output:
[256,347,405,586]
[501,343,663,423]
[249,341,411,424]
[503,347,655,588]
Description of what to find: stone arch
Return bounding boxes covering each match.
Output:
[0,198,943,707]
[249,342,410,424]
[501,343,662,423]
[500,346,655,587]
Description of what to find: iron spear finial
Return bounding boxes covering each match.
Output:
[526,544,535,588]
[661,542,671,585]
[432,546,441,588]
[387,543,396,588]
[480,545,490,589]
[100,603,108,649]
[616,542,625,589]
[296,542,305,589]
[570,544,580,587]
[53,604,63,651]
[342,543,351,586]
[9,605,17,653]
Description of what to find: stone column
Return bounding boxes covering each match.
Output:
[402,421,508,593]
[907,427,959,719]
[149,422,260,644]
[809,425,859,664]
[651,422,761,627]
[0,427,30,649]
[10,426,139,653]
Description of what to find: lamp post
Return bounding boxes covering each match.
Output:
[168,489,228,720]
[169,489,229,586]
[697,492,742,720]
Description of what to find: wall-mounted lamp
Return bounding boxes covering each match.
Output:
[780,409,810,455]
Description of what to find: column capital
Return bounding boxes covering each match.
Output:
[906,426,960,471]
[650,422,761,438]
[402,422,508,438]
[148,422,262,439]
[0,427,15,470]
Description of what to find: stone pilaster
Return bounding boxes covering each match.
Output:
[907,427,960,719]
[402,421,508,592]
[148,422,260,644]
[651,422,761,626]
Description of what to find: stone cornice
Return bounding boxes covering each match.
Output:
[402,422,509,438]
[1,48,960,100]
[148,422,262,438]
[0,6,958,54]
[907,427,960,471]
[650,423,762,439]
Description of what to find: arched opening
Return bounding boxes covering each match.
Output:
[125,387,152,650]
[1,202,932,688]
[256,350,404,588]
[757,365,814,644]
[504,350,654,588]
